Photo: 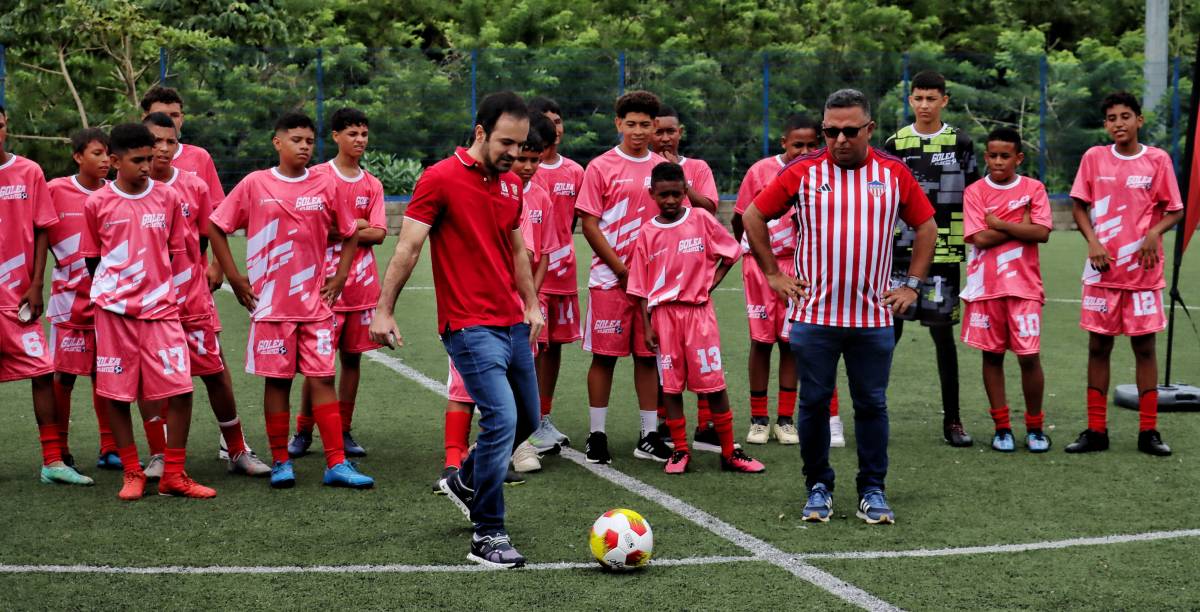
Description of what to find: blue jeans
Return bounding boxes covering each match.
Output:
[442,324,540,535]
[789,322,895,495]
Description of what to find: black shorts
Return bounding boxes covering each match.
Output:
[892,263,961,326]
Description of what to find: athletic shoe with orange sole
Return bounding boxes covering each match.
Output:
[720,448,765,473]
[158,472,217,498]
[118,471,147,500]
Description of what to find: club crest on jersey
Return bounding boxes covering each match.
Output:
[969,312,991,329]
[355,195,370,209]
[96,356,124,374]
[1125,175,1153,190]
[593,319,623,335]
[295,196,325,211]
[552,182,576,196]
[746,304,769,320]
[59,335,88,353]
[0,185,29,199]
[677,237,705,254]
[140,213,167,229]
[1083,296,1109,313]
[256,339,288,355]
[867,180,886,196]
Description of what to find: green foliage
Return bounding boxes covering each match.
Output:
[361,150,423,195]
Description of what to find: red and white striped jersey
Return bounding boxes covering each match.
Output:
[735,154,797,256]
[753,148,935,328]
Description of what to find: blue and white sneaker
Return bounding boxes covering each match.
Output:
[802,483,833,523]
[323,461,375,489]
[991,428,1016,453]
[96,451,124,470]
[287,431,312,458]
[468,531,526,568]
[270,460,296,489]
[1026,430,1052,453]
[856,489,895,525]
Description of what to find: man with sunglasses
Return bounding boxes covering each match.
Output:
[742,89,937,525]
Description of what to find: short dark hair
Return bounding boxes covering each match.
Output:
[143,111,176,131]
[656,103,679,120]
[650,162,686,188]
[476,91,528,137]
[527,96,561,117]
[986,127,1023,153]
[1101,91,1142,117]
[825,89,871,118]
[108,123,155,155]
[71,128,109,155]
[0,104,6,116]
[331,107,369,132]
[274,111,316,134]
[140,86,184,112]
[782,114,819,136]
[615,90,660,119]
[910,71,947,95]
[523,114,556,153]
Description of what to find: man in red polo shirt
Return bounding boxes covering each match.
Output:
[370,91,543,569]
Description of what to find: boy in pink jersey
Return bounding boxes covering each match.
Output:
[0,105,92,486]
[140,87,225,201]
[628,162,764,474]
[143,113,270,477]
[47,128,118,472]
[730,114,830,447]
[209,111,375,489]
[1066,92,1183,456]
[82,123,214,500]
[576,90,672,465]
[526,96,583,452]
[290,108,388,460]
[960,128,1052,453]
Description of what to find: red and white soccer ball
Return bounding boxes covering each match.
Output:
[589,508,654,571]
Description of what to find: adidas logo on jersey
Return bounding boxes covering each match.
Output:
[930,152,959,167]
[141,213,167,229]
[355,195,370,209]
[969,312,991,329]
[1125,175,1153,190]
[816,183,832,193]
[677,237,705,254]
[552,182,576,196]
[0,185,29,199]
[256,339,289,355]
[1083,296,1109,313]
[59,336,88,353]
[295,196,325,211]
[96,356,124,374]
[746,304,769,320]
[593,319,623,335]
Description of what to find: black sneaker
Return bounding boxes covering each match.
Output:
[342,430,367,457]
[693,424,722,453]
[633,431,672,462]
[504,465,526,486]
[1137,429,1172,456]
[437,470,474,522]
[656,420,672,445]
[943,421,974,447]
[1064,429,1109,453]
[585,431,612,464]
[468,532,526,569]
[433,465,458,495]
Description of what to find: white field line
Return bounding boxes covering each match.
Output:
[798,528,1200,561]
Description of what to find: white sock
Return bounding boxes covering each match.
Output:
[639,410,658,438]
[589,406,608,433]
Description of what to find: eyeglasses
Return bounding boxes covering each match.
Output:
[822,123,873,140]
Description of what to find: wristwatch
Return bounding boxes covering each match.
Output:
[903,275,922,291]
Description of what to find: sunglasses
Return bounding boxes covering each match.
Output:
[822,123,872,139]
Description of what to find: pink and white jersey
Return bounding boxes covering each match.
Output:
[172,143,225,201]
[575,147,667,289]
[626,207,741,309]
[735,155,797,256]
[0,155,58,312]
[161,168,215,321]
[46,176,101,327]
[311,161,387,312]
[81,180,187,320]
[962,175,1052,303]
[211,167,356,322]
[532,154,585,295]
[1070,144,1183,290]
[679,156,719,206]
[520,181,555,267]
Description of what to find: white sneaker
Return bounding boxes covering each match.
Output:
[772,420,799,445]
[830,415,845,448]
[228,451,271,476]
[511,441,542,473]
[746,422,769,444]
[144,454,165,479]
[217,435,256,461]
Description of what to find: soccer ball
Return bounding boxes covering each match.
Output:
[589,508,654,571]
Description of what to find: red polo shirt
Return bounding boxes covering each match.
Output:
[405,147,525,332]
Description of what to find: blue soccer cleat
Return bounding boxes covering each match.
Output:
[270,460,296,489]
[323,461,375,489]
[96,451,124,470]
[991,428,1016,452]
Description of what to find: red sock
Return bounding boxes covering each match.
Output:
[1138,389,1159,432]
[777,388,797,419]
[218,418,247,456]
[712,410,735,459]
[989,405,1011,431]
[1086,387,1107,432]
[1024,410,1044,431]
[93,391,117,454]
[339,401,355,433]
[696,397,711,426]
[295,413,315,435]
[749,393,769,419]
[118,444,141,475]
[829,389,840,417]
[53,381,72,454]
[265,411,291,464]
[656,405,666,420]
[142,417,166,456]
[312,401,346,468]
[39,424,63,466]
[666,417,689,453]
[540,395,553,417]
[444,410,472,469]
[163,447,186,478]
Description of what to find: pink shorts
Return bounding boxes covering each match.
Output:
[245,317,337,379]
[742,255,795,343]
[182,317,225,377]
[0,310,54,382]
[93,310,193,402]
[446,357,473,403]
[50,324,95,377]
[334,308,383,354]
[540,293,583,345]
[1080,286,1167,337]
[651,303,726,394]
[583,287,654,358]
[961,298,1042,356]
